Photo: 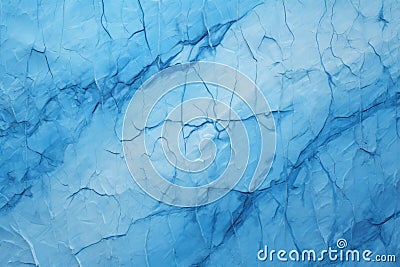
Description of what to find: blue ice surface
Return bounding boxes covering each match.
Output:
[0,0,399,266]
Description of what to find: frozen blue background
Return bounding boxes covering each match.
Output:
[0,0,399,266]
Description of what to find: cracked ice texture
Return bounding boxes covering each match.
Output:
[0,0,399,266]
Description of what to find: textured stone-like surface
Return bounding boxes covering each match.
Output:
[0,0,399,266]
